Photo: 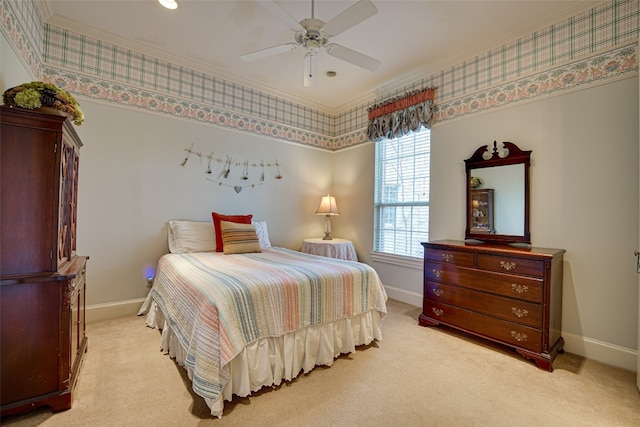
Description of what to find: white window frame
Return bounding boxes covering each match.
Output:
[372,127,430,264]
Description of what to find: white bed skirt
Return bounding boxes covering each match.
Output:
[145,301,383,417]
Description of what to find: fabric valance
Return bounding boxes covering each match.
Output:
[367,88,435,142]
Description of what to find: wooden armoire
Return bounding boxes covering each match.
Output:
[0,106,88,416]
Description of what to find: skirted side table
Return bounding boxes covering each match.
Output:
[301,238,358,261]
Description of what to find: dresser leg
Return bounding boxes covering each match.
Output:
[516,349,553,371]
[534,359,553,372]
[418,313,440,327]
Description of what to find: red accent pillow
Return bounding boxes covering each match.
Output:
[211,212,253,252]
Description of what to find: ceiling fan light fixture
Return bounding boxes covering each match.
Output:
[246,0,380,87]
[304,52,318,87]
[158,0,178,10]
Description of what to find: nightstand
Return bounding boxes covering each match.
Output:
[301,238,358,261]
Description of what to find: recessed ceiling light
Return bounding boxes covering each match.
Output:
[158,0,178,10]
[326,71,337,77]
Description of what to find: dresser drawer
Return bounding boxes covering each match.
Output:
[423,301,542,353]
[424,261,543,303]
[477,253,544,277]
[425,282,542,328]
[424,248,473,267]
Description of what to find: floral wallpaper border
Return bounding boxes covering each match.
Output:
[43,67,335,150]
[42,43,637,151]
[433,44,638,124]
[2,0,638,151]
[0,0,41,78]
[331,44,638,150]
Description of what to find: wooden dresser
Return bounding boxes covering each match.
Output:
[1,106,88,416]
[420,240,564,371]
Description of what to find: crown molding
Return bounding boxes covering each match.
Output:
[37,0,55,21]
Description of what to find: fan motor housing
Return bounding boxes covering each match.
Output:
[296,18,329,49]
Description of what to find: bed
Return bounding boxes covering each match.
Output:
[143,218,388,417]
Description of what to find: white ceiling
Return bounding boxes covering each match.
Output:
[43,0,603,113]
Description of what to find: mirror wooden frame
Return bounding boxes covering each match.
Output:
[464,141,531,244]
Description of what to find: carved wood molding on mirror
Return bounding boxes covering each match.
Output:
[464,141,531,245]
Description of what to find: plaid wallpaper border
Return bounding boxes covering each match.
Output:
[3,0,639,151]
[337,0,640,137]
[432,44,637,124]
[0,0,42,78]
[42,66,336,150]
[41,22,333,137]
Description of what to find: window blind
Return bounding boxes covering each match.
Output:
[374,127,430,258]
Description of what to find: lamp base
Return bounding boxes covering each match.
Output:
[322,215,333,240]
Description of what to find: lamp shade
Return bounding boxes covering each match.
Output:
[315,195,340,216]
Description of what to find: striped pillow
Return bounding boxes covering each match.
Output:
[219,220,261,254]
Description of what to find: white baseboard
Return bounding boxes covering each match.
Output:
[562,331,637,372]
[86,298,146,324]
[383,284,423,307]
[382,284,638,373]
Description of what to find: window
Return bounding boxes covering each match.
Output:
[374,127,430,258]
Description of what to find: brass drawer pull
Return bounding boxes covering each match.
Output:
[432,269,444,279]
[511,284,528,294]
[511,307,528,318]
[511,331,527,342]
[431,288,444,297]
[500,260,517,271]
[441,253,454,262]
[432,307,444,316]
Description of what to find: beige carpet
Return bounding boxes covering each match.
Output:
[3,299,640,426]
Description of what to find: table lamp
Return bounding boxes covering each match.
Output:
[315,194,340,240]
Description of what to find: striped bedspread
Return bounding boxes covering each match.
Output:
[150,247,387,403]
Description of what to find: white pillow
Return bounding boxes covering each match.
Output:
[168,220,217,253]
[252,220,272,248]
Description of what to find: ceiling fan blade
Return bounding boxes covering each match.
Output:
[257,0,304,32]
[326,43,381,71]
[241,43,299,62]
[322,0,377,37]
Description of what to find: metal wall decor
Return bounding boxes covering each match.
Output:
[179,143,283,193]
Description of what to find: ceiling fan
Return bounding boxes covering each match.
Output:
[241,0,381,87]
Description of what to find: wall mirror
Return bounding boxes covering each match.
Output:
[464,141,531,244]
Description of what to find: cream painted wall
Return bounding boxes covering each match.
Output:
[432,78,639,352]
[3,29,639,370]
[330,143,375,256]
[334,76,640,370]
[71,100,334,305]
[1,34,34,90]
[1,33,335,307]
[331,142,425,302]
